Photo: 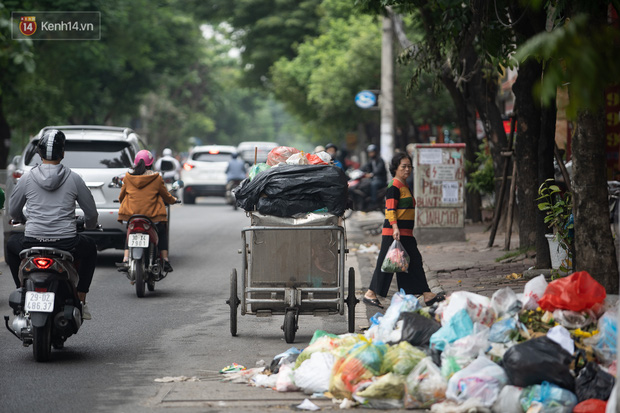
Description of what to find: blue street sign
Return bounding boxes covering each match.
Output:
[355,90,377,109]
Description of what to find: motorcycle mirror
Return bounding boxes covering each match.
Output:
[171,180,184,190]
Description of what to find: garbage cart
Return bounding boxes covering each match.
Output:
[228,212,357,343]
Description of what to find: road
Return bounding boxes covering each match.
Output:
[0,198,357,412]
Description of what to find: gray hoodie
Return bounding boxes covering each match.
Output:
[9,163,98,239]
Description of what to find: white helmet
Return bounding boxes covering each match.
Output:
[162,148,173,157]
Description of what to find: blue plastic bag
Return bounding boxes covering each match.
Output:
[430,309,474,352]
[520,381,578,413]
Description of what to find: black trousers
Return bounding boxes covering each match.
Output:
[368,235,431,297]
[7,233,97,293]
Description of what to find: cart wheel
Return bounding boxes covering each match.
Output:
[283,310,297,343]
[228,269,239,336]
[347,267,358,333]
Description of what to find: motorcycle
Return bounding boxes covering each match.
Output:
[123,181,183,297]
[4,218,98,362]
[225,179,243,210]
[347,169,387,213]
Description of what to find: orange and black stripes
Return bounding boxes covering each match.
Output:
[382,179,416,237]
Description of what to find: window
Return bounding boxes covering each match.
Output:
[192,152,233,162]
[25,140,135,168]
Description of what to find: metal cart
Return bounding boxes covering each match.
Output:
[227,212,358,343]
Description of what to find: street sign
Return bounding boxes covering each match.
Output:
[355,90,377,109]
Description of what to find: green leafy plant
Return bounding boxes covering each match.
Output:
[537,179,574,271]
[466,143,495,196]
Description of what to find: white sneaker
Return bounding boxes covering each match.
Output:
[81,302,92,320]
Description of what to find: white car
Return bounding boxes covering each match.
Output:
[180,145,237,204]
[237,141,279,165]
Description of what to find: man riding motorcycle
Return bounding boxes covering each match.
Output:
[6,129,99,319]
[154,148,181,183]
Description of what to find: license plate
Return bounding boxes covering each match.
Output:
[25,292,55,313]
[128,233,149,248]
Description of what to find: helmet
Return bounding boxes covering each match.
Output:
[325,143,337,151]
[134,150,154,167]
[231,152,238,159]
[367,144,378,153]
[37,129,66,161]
[314,145,325,153]
[162,148,173,157]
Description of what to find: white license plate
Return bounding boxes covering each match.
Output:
[25,292,55,313]
[128,233,149,248]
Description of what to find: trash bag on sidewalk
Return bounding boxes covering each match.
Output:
[491,287,522,318]
[538,271,607,313]
[491,385,524,413]
[234,164,349,217]
[574,399,608,413]
[436,291,495,327]
[369,290,421,344]
[430,308,474,352]
[381,341,426,376]
[441,323,490,378]
[404,357,448,409]
[354,373,405,409]
[397,312,441,347]
[583,309,618,367]
[521,274,548,310]
[519,381,578,413]
[294,351,335,394]
[445,355,508,407]
[575,361,616,402]
[502,336,575,391]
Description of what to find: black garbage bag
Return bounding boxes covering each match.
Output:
[394,312,441,347]
[234,164,349,217]
[502,336,575,391]
[575,362,615,402]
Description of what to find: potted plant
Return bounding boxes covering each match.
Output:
[537,179,573,271]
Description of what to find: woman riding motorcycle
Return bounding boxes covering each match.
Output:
[117,150,177,272]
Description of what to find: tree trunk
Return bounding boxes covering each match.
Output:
[573,108,619,292]
[0,93,10,169]
[512,59,542,251]
[536,100,556,268]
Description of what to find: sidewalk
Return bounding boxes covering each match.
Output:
[346,212,536,329]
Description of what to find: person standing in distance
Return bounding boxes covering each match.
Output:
[361,144,388,210]
[7,129,99,319]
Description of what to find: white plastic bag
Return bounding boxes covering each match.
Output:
[492,385,524,413]
[546,325,575,355]
[437,291,495,326]
[275,364,299,392]
[445,355,508,407]
[293,352,335,394]
[375,289,420,343]
[491,287,522,318]
[441,323,491,379]
[285,152,309,165]
[522,274,548,310]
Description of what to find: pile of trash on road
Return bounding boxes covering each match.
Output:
[220,271,618,412]
[233,146,349,218]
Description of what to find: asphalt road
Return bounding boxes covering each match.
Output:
[0,198,356,413]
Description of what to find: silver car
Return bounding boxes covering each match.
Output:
[3,125,145,255]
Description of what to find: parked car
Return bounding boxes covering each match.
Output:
[236,141,279,165]
[180,145,237,204]
[3,125,145,256]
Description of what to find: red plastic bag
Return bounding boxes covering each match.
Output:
[266,146,300,166]
[573,399,607,413]
[538,271,606,312]
[306,153,328,165]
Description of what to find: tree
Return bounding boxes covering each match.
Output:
[516,4,620,291]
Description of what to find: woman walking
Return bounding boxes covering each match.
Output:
[362,152,444,308]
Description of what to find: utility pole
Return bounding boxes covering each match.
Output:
[380,15,394,163]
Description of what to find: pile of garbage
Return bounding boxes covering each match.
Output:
[234,145,349,217]
[221,271,618,412]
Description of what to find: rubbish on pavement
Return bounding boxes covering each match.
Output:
[380,240,410,273]
[519,381,578,413]
[296,398,320,411]
[502,336,575,390]
[219,363,246,373]
[445,354,508,407]
[218,276,618,411]
[269,347,301,374]
[154,376,200,383]
[521,274,548,310]
[538,271,607,312]
[574,361,616,402]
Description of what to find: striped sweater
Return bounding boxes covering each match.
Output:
[382,178,416,237]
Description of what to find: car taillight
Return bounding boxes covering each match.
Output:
[35,287,48,292]
[183,163,194,171]
[12,170,23,180]
[33,258,54,269]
